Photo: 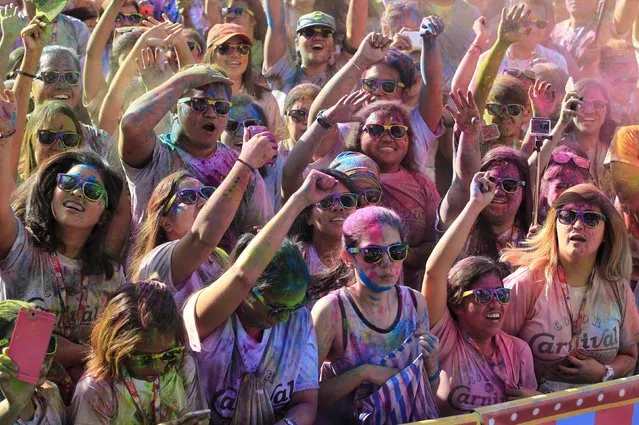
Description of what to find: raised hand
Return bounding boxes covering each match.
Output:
[0,5,27,41]
[239,128,277,170]
[473,16,489,49]
[420,15,445,42]
[323,90,372,125]
[20,14,47,57]
[352,32,392,69]
[469,172,497,208]
[0,348,37,412]
[445,89,481,135]
[136,47,173,91]
[556,92,582,127]
[389,29,412,52]
[295,169,339,206]
[529,80,557,118]
[0,89,16,140]
[139,19,183,48]
[497,5,531,46]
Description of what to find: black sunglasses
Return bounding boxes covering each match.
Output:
[37,130,81,148]
[556,209,606,228]
[487,176,526,193]
[178,98,232,115]
[361,79,405,94]
[286,109,308,123]
[298,27,334,39]
[226,119,262,133]
[37,71,80,86]
[316,193,358,210]
[363,124,408,140]
[347,243,409,264]
[216,43,250,56]
[115,12,144,24]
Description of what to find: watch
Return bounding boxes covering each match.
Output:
[283,418,298,425]
[316,109,334,129]
[602,365,615,382]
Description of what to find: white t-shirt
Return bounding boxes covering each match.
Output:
[14,381,66,425]
[479,44,569,75]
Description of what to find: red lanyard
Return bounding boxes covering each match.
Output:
[557,266,594,354]
[467,335,518,390]
[49,252,89,333]
[122,369,161,425]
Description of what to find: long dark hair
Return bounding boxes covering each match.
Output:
[18,150,123,278]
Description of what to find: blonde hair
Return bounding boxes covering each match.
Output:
[501,183,632,283]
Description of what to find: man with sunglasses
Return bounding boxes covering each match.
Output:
[120,64,275,250]
[264,0,367,112]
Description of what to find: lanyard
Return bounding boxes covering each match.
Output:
[557,266,594,354]
[122,369,161,425]
[467,335,518,390]
[49,252,89,332]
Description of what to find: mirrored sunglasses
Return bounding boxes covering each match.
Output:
[361,79,405,94]
[178,98,232,115]
[56,173,109,206]
[316,193,358,209]
[298,27,334,39]
[286,109,308,123]
[462,287,511,304]
[556,209,606,228]
[347,243,409,264]
[363,124,408,140]
[216,43,250,56]
[359,189,382,205]
[163,186,215,214]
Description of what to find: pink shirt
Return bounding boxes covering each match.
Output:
[503,267,639,392]
[432,309,537,416]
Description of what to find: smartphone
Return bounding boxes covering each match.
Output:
[246,125,277,165]
[179,409,211,423]
[404,31,423,52]
[530,118,552,136]
[481,124,500,142]
[8,308,56,385]
[565,76,575,93]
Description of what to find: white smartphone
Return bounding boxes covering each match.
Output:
[403,31,423,52]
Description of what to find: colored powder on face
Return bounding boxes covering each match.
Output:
[357,269,393,293]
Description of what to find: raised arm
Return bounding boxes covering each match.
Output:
[282,90,369,200]
[0,90,18,261]
[203,0,221,28]
[451,16,488,95]
[119,64,219,167]
[263,0,286,70]
[246,0,267,41]
[143,16,195,68]
[84,0,125,106]
[193,170,339,339]
[423,173,496,327]
[170,130,277,283]
[308,32,391,123]
[470,5,530,114]
[439,90,483,231]
[0,5,27,79]
[339,0,367,61]
[418,16,444,133]
[613,0,639,37]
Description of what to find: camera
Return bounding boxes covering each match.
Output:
[530,118,552,137]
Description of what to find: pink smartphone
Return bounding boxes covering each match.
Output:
[481,124,500,143]
[247,125,277,164]
[8,308,56,385]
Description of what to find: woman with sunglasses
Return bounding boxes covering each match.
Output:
[329,151,383,208]
[220,0,268,78]
[280,83,320,154]
[312,206,439,423]
[204,23,284,137]
[345,101,441,290]
[182,170,339,425]
[131,129,275,307]
[422,173,537,415]
[72,281,208,424]
[501,183,639,392]
[0,300,65,425]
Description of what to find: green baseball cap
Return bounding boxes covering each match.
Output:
[296,11,336,33]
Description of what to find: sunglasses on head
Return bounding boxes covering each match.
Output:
[251,287,308,318]
[486,103,524,118]
[462,287,511,305]
[163,186,215,214]
[37,71,80,86]
[37,130,81,148]
[521,18,548,29]
[216,43,250,56]
[115,12,143,24]
[316,193,358,210]
[56,173,109,206]
[222,5,254,18]
[359,189,382,205]
[347,243,409,264]
[226,119,262,133]
[129,346,185,368]
[0,335,57,356]
[580,99,608,111]
[286,109,308,123]
[556,209,606,228]
[178,97,232,115]
[551,152,590,169]
[361,79,405,94]
[298,26,335,39]
[503,67,536,82]
[363,124,408,140]
[487,176,526,193]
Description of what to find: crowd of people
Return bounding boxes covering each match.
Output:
[0,0,638,423]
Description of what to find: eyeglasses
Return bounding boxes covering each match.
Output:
[359,189,382,205]
[216,43,250,56]
[363,124,408,140]
[316,193,358,210]
[462,287,511,305]
[503,67,536,82]
[37,130,81,148]
[36,71,80,86]
[115,12,144,24]
[178,98,232,115]
[550,152,590,170]
[556,209,606,228]
[361,79,405,94]
[521,18,548,29]
[129,346,185,368]
[251,287,308,318]
[347,243,409,264]
[221,6,254,18]
[186,41,201,54]
[163,186,215,214]
[298,27,335,39]
[56,173,109,206]
[486,103,524,118]
[286,109,308,123]
[0,335,57,356]
[580,99,608,111]
[226,119,262,133]
[487,176,526,193]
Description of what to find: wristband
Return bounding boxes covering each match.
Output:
[15,70,38,79]
[428,366,441,383]
[342,39,358,55]
[0,129,16,139]
[236,158,255,172]
[350,60,364,73]
[316,109,334,129]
